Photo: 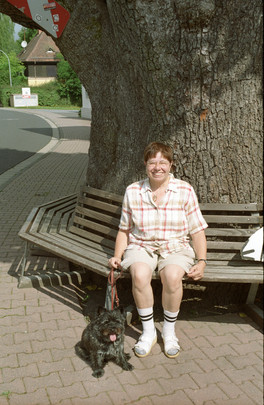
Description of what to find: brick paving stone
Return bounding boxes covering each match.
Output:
[199,344,239,360]
[0,395,9,405]
[160,374,199,392]
[230,341,263,356]
[250,375,263,392]
[252,361,264,376]
[7,389,51,405]
[180,323,217,338]
[23,373,62,393]
[59,369,89,387]
[38,358,75,376]
[31,337,65,353]
[190,369,230,388]
[124,379,166,402]
[213,395,257,405]
[1,334,14,346]
[206,334,241,347]
[52,400,73,405]
[224,365,261,384]
[165,359,204,377]
[17,349,53,367]
[0,354,19,369]
[14,329,46,344]
[2,363,39,383]
[70,393,112,405]
[0,377,25,395]
[217,381,245,399]
[127,397,153,405]
[82,375,127,398]
[150,391,194,405]
[227,352,261,369]
[178,346,208,361]
[70,356,87,372]
[184,384,228,404]
[233,329,263,343]
[50,347,75,362]
[107,389,133,405]
[129,364,171,384]
[194,358,220,372]
[116,369,139,385]
[46,382,87,403]
[213,356,234,370]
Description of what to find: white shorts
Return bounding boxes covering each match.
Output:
[121,247,195,273]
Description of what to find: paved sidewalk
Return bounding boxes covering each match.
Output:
[0,109,263,405]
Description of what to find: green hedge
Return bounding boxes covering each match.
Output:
[0,81,81,107]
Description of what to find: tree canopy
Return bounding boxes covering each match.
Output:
[0,13,15,53]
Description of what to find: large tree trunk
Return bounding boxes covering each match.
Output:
[1,0,262,202]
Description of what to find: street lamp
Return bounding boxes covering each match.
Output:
[0,50,12,87]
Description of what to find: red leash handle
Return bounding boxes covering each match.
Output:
[108,267,123,310]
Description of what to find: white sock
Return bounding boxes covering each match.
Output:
[163,309,179,337]
[137,307,155,337]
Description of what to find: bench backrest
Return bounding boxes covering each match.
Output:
[69,186,263,263]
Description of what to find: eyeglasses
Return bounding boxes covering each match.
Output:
[146,160,171,168]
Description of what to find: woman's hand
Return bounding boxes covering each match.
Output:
[187,261,206,281]
[108,257,121,269]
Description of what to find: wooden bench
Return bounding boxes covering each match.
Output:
[18,186,263,318]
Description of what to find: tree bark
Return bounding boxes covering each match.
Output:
[1,0,262,202]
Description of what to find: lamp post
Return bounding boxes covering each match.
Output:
[0,50,12,87]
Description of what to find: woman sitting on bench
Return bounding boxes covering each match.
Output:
[109,141,207,359]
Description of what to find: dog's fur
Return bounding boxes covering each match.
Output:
[75,306,134,378]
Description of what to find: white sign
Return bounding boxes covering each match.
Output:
[22,87,31,97]
[10,94,38,107]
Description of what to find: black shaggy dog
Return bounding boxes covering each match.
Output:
[75,306,134,378]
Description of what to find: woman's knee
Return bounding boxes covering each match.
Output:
[130,263,152,290]
[160,265,184,290]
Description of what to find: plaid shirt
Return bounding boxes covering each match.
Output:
[119,174,208,257]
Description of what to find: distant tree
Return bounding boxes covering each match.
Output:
[16,27,38,50]
[0,13,15,53]
[56,53,81,105]
[0,51,25,86]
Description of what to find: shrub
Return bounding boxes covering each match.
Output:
[0,81,81,107]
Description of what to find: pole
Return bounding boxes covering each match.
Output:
[0,50,12,87]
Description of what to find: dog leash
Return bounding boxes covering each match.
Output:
[108,267,123,310]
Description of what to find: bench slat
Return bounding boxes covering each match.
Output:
[203,215,262,225]
[205,228,257,237]
[77,195,121,216]
[74,206,120,227]
[69,225,116,250]
[59,228,114,256]
[207,241,246,250]
[72,216,117,239]
[81,185,124,204]
[200,203,262,211]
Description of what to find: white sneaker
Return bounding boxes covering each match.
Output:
[134,330,157,358]
[162,334,180,358]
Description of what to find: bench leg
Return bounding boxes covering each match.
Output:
[246,283,259,305]
[20,241,29,279]
[244,283,263,329]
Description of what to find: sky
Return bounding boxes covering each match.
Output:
[14,23,22,40]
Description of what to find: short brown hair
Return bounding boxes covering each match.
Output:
[143,142,173,163]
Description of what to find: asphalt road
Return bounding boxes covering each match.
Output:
[0,109,53,175]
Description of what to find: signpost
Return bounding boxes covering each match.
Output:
[7,0,70,38]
